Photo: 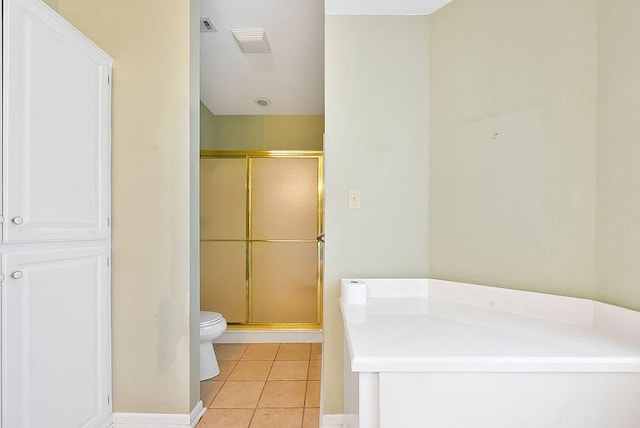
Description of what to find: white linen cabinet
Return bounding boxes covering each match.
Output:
[0,0,113,427]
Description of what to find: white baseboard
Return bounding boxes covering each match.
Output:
[99,415,113,428]
[321,414,345,428]
[190,401,206,427]
[214,329,323,343]
[111,400,204,428]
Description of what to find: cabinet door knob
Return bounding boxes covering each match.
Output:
[11,216,24,225]
[0,274,4,282]
[11,271,23,279]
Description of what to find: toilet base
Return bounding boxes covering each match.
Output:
[200,342,220,381]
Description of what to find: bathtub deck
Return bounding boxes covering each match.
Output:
[340,278,640,428]
[341,279,640,373]
[343,296,640,373]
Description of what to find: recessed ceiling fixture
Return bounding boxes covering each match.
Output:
[200,17,217,33]
[231,28,271,54]
[255,98,271,107]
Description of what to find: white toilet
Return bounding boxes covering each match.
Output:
[199,311,227,381]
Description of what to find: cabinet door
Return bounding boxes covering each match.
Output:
[3,0,111,243]
[2,246,111,428]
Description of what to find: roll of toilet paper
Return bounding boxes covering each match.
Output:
[341,279,368,304]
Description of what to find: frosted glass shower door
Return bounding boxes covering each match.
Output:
[200,158,247,323]
[250,158,320,323]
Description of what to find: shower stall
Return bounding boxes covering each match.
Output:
[200,151,323,329]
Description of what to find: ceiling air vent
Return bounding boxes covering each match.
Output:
[231,28,271,54]
[200,17,217,33]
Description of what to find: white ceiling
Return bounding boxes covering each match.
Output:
[325,0,454,15]
[199,0,454,116]
[200,0,325,116]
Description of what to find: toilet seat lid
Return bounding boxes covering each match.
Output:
[200,311,224,327]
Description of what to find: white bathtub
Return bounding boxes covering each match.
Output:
[340,279,640,428]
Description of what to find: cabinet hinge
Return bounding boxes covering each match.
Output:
[107,75,110,84]
[107,395,110,405]
[107,257,110,266]
[107,217,111,227]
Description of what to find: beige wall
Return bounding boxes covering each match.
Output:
[429,0,598,298]
[41,0,59,10]
[200,106,324,151]
[57,0,197,414]
[200,102,217,150]
[596,0,640,310]
[324,15,429,414]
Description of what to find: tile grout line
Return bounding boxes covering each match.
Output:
[208,343,246,416]
[249,343,280,427]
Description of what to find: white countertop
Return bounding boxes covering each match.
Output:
[341,279,640,373]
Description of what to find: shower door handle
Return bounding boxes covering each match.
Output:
[316,234,325,243]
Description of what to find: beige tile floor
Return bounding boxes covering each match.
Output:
[198,343,322,428]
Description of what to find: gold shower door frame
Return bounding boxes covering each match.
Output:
[200,150,324,330]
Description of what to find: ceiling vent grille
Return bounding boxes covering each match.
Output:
[231,28,271,54]
[200,17,217,33]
